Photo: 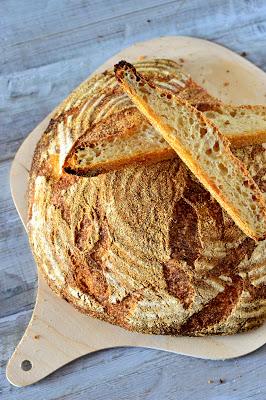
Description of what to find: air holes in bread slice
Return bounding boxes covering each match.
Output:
[218,163,228,175]
[200,127,207,138]
[178,117,184,127]
[213,141,220,152]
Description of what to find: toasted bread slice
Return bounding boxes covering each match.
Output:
[64,103,266,177]
[112,61,266,241]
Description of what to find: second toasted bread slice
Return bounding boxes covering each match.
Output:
[64,104,266,177]
[114,61,266,241]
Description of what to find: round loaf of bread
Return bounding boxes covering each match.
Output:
[28,59,266,336]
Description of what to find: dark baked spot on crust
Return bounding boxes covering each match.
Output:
[245,282,266,301]
[181,276,243,334]
[253,167,266,192]
[183,173,225,240]
[208,201,225,236]
[76,266,108,303]
[51,174,78,224]
[222,211,243,243]
[90,221,111,265]
[251,144,265,159]
[106,293,140,324]
[210,237,256,277]
[163,259,195,308]
[68,249,109,303]
[75,214,92,250]
[44,118,57,135]
[183,173,210,204]
[169,197,201,267]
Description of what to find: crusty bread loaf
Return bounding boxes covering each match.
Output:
[114,61,266,241]
[28,59,266,336]
[64,103,266,177]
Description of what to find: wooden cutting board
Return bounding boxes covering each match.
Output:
[7,36,266,387]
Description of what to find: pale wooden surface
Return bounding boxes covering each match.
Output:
[1,0,266,398]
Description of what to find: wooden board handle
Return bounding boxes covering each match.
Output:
[6,277,104,387]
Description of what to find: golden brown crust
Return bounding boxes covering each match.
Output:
[28,59,266,336]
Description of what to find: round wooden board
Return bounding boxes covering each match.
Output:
[7,36,266,387]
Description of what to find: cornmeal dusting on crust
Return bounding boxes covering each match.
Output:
[28,59,266,336]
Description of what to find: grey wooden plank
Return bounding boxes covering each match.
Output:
[0,0,165,50]
[0,0,187,74]
[1,0,266,398]
[1,0,265,75]
[0,160,37,318]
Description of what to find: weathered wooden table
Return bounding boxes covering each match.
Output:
[1,1,266,399]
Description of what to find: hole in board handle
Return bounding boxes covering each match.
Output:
[21,360,32,372]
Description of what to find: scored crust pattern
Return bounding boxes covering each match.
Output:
[28,59,266,336]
